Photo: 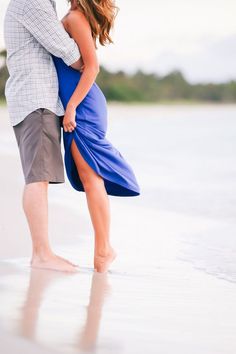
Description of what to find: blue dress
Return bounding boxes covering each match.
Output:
[52,56,140,197]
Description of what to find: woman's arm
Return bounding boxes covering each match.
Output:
[63,10,100,132]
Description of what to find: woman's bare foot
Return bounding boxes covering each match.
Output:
[94,247,117,273]
[30,253,79,273]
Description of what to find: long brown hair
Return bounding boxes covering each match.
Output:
[70,0,119,48]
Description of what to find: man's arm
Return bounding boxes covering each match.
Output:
[71,57,84,71]
[22,3,81,67]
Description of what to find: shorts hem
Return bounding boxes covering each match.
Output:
[25,176,65,185]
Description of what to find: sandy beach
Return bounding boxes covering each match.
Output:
[0,104,236,354]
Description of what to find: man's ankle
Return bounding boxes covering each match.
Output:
[32,245,54,260]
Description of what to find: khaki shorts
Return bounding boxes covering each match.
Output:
[13,108,65,184]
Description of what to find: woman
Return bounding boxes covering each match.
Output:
[52,0,140,273]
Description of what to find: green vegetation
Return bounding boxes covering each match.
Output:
[96,68,236,103]
[0,49,236,103]
[0,50,8,101]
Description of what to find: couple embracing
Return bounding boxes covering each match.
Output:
[4,0,140,273]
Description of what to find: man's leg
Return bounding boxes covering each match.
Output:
[14,109,78,272]
[23,181,51,259]
[23,181,78,272]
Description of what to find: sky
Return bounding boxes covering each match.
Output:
[0,0,236,83]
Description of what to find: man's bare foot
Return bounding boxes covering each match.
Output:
[94,247,117,273]
[30,253,79,273]
[56,255,78,267]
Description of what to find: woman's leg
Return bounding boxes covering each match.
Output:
[71,139,116,272]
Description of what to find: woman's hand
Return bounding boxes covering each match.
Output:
[63,104,77,133]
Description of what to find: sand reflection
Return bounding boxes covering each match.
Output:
[18,268,111,352]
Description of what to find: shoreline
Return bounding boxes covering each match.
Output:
[1,100,236,107]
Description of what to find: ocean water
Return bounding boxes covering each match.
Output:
[112,104,236,280]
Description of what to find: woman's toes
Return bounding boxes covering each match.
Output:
[94,248,117,273]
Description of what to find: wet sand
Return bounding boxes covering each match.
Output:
[0,105,236,354]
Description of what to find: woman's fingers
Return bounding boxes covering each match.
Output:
[64,126,73,132]
[63,121,76,133]
[69,121,76,129]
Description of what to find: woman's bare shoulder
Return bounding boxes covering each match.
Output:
[62,9,95,50]
[64,9,90,31]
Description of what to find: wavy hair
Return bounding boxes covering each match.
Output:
[70,0,119,48]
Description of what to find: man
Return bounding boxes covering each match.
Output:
[4,0,83,272]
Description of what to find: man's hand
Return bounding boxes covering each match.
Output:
[63,104,76,133]
[70,57,85,72]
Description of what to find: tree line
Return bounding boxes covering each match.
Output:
[0,49,235,103]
